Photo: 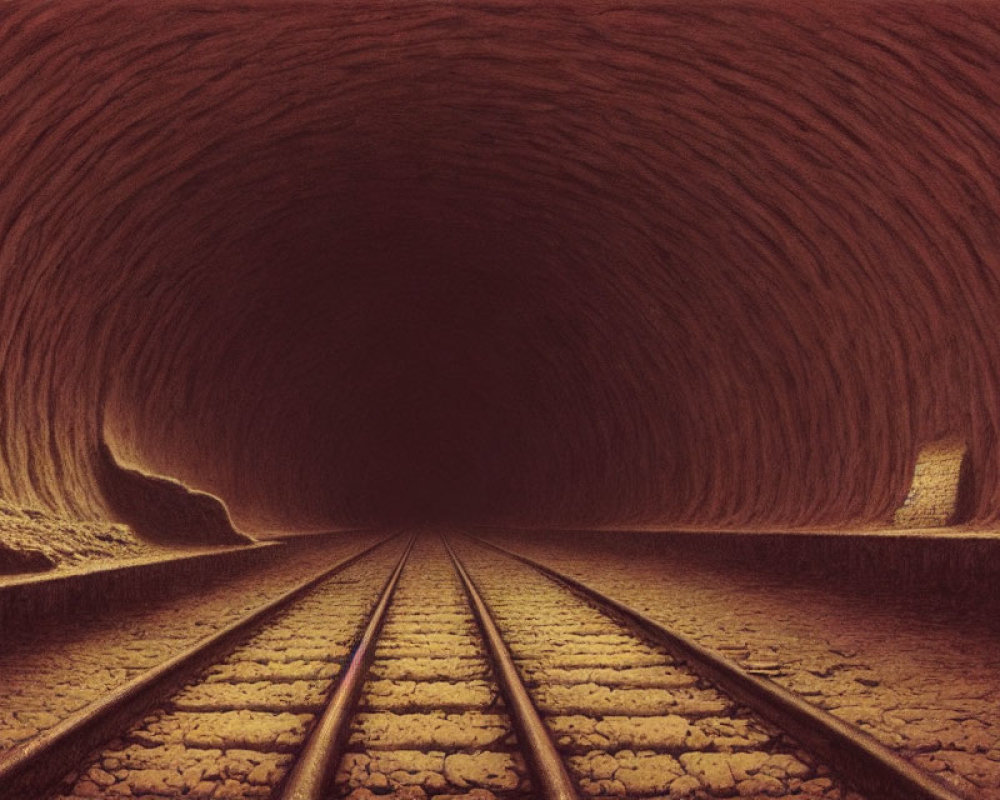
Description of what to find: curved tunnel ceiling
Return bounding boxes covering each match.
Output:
[0,0,998,538]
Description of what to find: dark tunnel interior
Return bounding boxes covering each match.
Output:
[1,0,999,541]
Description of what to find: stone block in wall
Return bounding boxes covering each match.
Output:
[893,439,968,528]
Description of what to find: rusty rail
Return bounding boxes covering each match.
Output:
[444,536,580,800]
[280,535,416,800]
[467,534,966,800]
[0,533,401,799]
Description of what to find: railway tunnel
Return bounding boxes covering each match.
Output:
[0,2,999,799]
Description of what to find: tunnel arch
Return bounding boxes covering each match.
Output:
[0,0,997,539]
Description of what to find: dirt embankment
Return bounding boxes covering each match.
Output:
[0,500,156,575]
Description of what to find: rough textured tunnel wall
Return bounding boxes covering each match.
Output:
[1,0,998,538]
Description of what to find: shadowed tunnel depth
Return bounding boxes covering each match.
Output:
[1,0,998,540]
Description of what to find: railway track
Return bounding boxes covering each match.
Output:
[0,533,965,800]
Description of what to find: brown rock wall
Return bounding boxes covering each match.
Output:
[1,2,999,535]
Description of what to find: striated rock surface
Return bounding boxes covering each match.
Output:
[0,2,999,536]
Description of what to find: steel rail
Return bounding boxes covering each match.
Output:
[280,534,416,800]
[468,534,966,800]
[443,536,580,800]
[0,533,400,799]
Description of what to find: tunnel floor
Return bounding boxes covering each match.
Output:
[484,531,1000,798]
[0,531,996,799]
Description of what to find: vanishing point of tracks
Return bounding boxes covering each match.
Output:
[0,533,966,800]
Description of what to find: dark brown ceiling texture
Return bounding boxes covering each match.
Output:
[0,0,997,541]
